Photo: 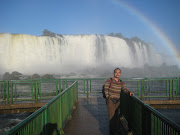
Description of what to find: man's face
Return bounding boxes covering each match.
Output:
[114,69,121,78]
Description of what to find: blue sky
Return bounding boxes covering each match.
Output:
[0,0,180,56]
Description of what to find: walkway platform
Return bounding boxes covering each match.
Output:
[63,95,130,135]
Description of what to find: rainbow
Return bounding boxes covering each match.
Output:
[112,0,180,66]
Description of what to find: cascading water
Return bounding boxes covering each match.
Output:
[0,33,169,74]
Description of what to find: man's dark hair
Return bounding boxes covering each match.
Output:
[114,68,121,73]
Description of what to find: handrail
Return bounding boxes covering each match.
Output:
[4,81,78,135]
[1,78,180,105]
[120,92,180,135]
[1,78,179,134]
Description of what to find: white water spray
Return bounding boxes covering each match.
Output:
[0,33,172,74]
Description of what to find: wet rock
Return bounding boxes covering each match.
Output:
[2,72,20,80]
[41,74,55,79]
[24,76,32,80]
[32,73,40,79]
[11,71,22,76]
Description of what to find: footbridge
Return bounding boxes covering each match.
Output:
[1,78,180,135]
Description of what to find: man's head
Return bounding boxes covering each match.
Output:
[114,68,121,78]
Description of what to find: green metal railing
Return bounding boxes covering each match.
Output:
[64,77,180,100]
[4,81,78,135]
[120,92,180,135]
[1,77,180,104]
[1,78,180,134]
[0,79,73,104]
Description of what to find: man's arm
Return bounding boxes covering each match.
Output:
[104,79,111,99]
[121,81,134,96]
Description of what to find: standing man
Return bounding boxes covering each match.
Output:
[104,68,134,135]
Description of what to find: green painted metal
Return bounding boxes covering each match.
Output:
[144,79,147,96]
[59,79,62,92]
[35,81,38,103]
[14,83,17,100]
[176,79,178,96]
[31,82,34,99]
[66,79,68,88]
[170,80,172,100]
[141,80,144,100]
[1,77,180,105]
[137,81,140,96]
[90,79,92,93]
[179,79,180,95]
[4,81,78,135]
[172,79,175,100]
[56,80,58,95]
[120,92,180,135]
[10,81,13,104]
[166,80,168,96]
[84,79,85,93]
[7,81,9,104]
[1,78,180,134]
[0,84,1,98]
[39,81,41,98]
[3,82,5,100]
[63,79,65,91]
[87,79,89,97]
[148,79,150,93]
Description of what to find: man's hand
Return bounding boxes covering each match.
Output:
[130,92,134,96]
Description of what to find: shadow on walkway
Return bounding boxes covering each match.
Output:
[63,95,129,135]
[63,95,109,135]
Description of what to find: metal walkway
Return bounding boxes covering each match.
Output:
[63,95,129,135]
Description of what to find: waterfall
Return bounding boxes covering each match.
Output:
[0,33,167,74]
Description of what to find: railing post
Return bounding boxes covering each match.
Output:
[35,80,38,103]
[59,79,62,92]
[169,79,172,100]
[137,80,140,96]
[0,83,3,97]
[59,96,64,135]
[176,78,178,96]
[63,79,65,91]
[90,79,91,93]
[144,79,147,97]
[67,87,72,120]
[44,105,48,134]
[172,79,174,100]
[142,105,151,135]
[3,82,5,100]
[31,81,34,99]
[141,80,144,100]
[84,79,85,93]
[56,80,58,95]
[39,81,41,99]
[166,80,168,96]
[7,81,9,104]
[76,81,78,102]
[148,79,151,93]
[11,81,13,104]
[66,79,68,88]
[72,85,76,109]
[14,83,17,100]
[179,78,180,95]
[87,79,89,97]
